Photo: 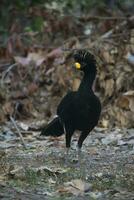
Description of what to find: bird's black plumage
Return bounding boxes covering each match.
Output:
[41,50,101,151]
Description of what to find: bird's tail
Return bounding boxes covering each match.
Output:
[40,116,64,137]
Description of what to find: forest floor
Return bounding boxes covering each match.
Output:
[0,124,134,200]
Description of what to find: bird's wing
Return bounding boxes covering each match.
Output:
[57,91,76,121]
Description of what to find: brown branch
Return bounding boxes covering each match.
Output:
[80,15,127,21]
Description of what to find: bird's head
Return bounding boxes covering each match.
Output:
[73,50,97,73]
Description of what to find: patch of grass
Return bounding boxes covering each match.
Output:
[8,179,26,191]
[24,168,39,185]
[92,172,134,192]
[115,174,134,191]
[92,177,115,191]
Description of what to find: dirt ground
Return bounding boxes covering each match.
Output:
[0,124,134,200]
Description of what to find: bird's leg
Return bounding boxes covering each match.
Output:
[65,147,70,165]
[63,125,70,156]
[65,133,72,165]
[64,125,74,165]
[77,146,82,165]
[77,131,89,178]
[63,124,70,165]
[78,130,89,155]
[66,147,70,155]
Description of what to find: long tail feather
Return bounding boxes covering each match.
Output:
[40,117,64,136]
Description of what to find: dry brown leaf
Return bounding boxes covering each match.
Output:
[28,52,45,66]
[117,91,134,112]
[2,102,14,116]
[72,78,81,91]
[99,71,106,81]
[66,179,91,193]
[101,118,109,128]
[14,51,45,67]
[14,56,31,66]
[58,186,82,196]
[47,48,63,60]
[124,91,134,112]
[117,96,129,109]
[58,179,91,196]
[105,79,114,97]
[27,82,38,96]
[102,51,114,64]
[116,72,125,91]
[124,90,134,97]
[113,107,134,127]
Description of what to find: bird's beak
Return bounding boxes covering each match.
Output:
[75,62,81,69]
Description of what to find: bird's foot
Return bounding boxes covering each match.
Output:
[77,147,87,179]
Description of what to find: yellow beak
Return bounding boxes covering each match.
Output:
[75,62,81,69]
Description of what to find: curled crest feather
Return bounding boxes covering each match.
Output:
[73,50,96,65]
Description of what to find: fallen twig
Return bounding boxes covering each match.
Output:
[10,116,27,149]
[1,63,18,87]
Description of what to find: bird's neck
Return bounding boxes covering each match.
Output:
[78,71,96,92]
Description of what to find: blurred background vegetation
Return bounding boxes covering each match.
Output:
[1,0,134,45]
[0,0,134,128]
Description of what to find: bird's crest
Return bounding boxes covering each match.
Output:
[74,50,96,65]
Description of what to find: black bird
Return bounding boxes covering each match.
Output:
[41,50,101,159]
